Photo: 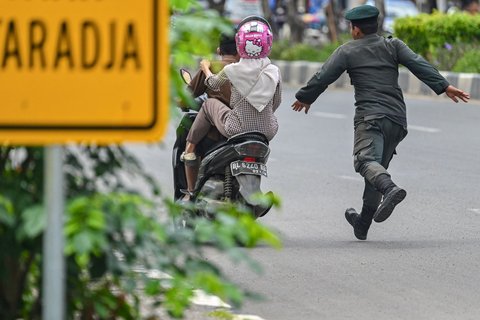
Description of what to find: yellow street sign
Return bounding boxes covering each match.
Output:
[0,0,169,145]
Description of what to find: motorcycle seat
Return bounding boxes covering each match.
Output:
[227,131,269,145]
[203,131,269,157]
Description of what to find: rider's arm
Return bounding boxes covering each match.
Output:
[204,70,229,92]
[188,70,208,98]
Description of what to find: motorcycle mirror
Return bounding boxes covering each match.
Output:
[180,68,192,85]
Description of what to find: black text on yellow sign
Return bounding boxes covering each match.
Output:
[2,20,142,71]
[0,0,169,145]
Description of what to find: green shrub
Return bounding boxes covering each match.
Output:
[393,13,431,57]
[0,147,281,319]
[434,42,480,71]
[453,49,480,73]
[394,12,480,72]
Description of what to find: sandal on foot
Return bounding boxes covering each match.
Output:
[178,189,194,202]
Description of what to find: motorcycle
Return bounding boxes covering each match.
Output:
[172,68,273,225]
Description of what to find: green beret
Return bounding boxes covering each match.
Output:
[344,5,379,21]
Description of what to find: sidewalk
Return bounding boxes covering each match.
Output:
[274,60,480,100]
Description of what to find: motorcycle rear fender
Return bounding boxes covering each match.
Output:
[235,174,273,218]
[235,174,262,205]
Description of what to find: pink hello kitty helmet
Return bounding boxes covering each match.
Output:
[235,16,273,59]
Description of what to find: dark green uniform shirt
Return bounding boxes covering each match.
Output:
[295,34,450,126]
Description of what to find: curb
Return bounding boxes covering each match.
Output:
[274,60,480,100]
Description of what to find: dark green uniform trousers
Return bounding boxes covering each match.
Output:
[353,117,408,212]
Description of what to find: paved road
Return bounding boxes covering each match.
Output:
[130,87,480,320]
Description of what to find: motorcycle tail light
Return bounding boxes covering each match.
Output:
[234,142,270,158]
[243,157,256,162]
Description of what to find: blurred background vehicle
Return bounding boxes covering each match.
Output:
[224,0,264,24]
[367,0,420,33]
[300,0,330,44]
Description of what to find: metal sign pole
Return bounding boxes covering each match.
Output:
[42,145,65,320]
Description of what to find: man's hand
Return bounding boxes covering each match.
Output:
[200,59,211,72]
[292,100,311,114]
[200,59,213,78]
[445,85,470,103]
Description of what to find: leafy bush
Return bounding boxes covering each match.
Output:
[0,147,280,319]
[394,12,480,72]
[63,193,280,319]
[432,42,480,71]
[0,146,160,319]
[392,14,431,58]
[453,49,480,73]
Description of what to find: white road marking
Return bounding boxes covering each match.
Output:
[338,175,364,182]
[312,111,347,119]
[233,316,266,320]
[408,125,441,133]
[468,208,480,214]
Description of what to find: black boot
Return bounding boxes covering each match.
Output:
[345,208,372,240]
[373,174,407,223]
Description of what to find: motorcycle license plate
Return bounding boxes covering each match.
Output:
[230,161,267,177]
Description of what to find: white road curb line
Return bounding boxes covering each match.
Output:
[232,316,266,320]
